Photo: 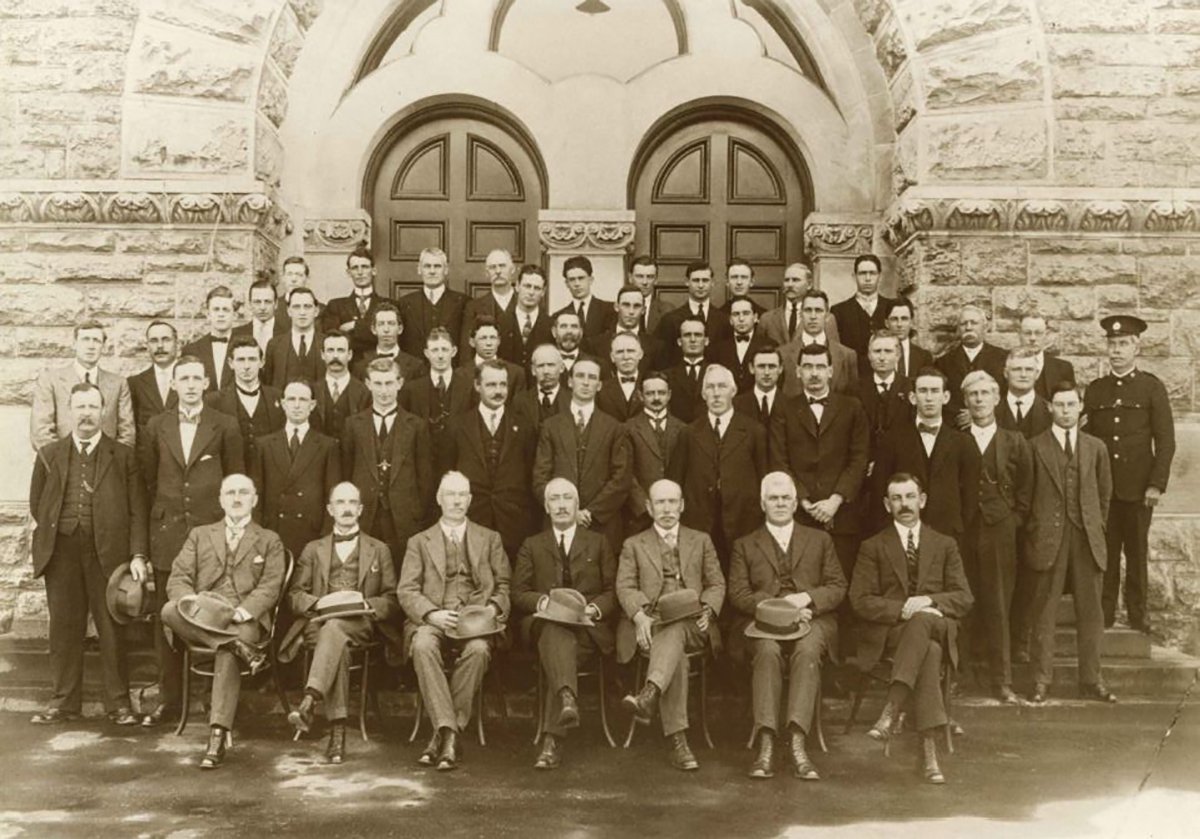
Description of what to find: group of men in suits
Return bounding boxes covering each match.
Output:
[26,244,1174,782]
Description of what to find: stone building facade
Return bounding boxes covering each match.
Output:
[0,0,1197,647]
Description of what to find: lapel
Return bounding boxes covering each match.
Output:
[692,418,717,461]
[465,411,487,465]
[720,414,747,463]
[47,441,69,496]
[164,414,186,467]
[188,411,218,467]
[230,523,259,567]
[464,522,485,580]
[497,410,521,463]
[315,535,334,594]
[677,528,697,581]
[796,398,818,438]
[633,416,661,462]
[386,416,405,487]
[1034,433,1064,494]
[357,537,375,589]
[819,395,841,433]
[753,528,782,577]
[427,528,447,581]
[359,413,381,482]
[92,437,114,488]
[643,530,666,581]
[206,524,227,570]
[287,429,320,479]
[884,528,909,592]
[567,529,589,579]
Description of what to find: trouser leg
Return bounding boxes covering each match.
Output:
[913,639,947,732]
[648,622,688,736]
[450,638,491,732]
[44,536,87,714]
[888,612,945,690]
[305,618,373,720]
[977,517,1018,688]
[1070,526,1106,687]
[209,623,262,730]
[1030,540,1071,687]
[749,639,783,738]
[538,623,580,738]
[785,633,825,736]
[81,548,129,711]
[409,625,455,731]
[153,567,182,711]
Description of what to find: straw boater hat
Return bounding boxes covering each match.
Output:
[655,589,704,627]
[533,588,595,628]
[176,591,239,639]
[446,604,506,640]
[105,563,156,625]
[310,590,375,624]
[744,598,812,642]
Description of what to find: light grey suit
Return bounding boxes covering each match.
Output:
[31,363,135,450]
[760,306,840,348]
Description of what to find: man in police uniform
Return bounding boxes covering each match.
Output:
[1084,315,1176,634]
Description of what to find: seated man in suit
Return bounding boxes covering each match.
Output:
[706,296,771,394]
[729,472,846,780]
[128,320,180,435]
[205,336,285,467]
[264,287,324,388]
[619,479,725,772]
[849,472,973,784]
[350,302,425,383]
[624,372,686,535]
[397,471,511,772]
[1018,314,1076,400]
[885,297,933,381]
[160,473,286,769]
[32,320,135,450]
[513,478,617,770]
[282,481,400,764]
[182,286,237,393]
[780,289,859,397]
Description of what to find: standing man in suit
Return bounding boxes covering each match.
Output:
[160,473,286,768]
[1019,314,1076,399]
[264,287,324,388]
[624,372,687,535]
[831,254,896,358]
[770,343,870,582]
[1026,383,1116,704]
[936,304,1007,429]
[717,259,766,315]
[533,357,632,552]
[759,263,842,347]
[780,290,859,397]
[594,285,664,372]
[342,357,433,562]
[504,265,553,370]
[397,471,510,772]
[618,479,725,771]
[251,380,341,559]
[960,371,1032,702]
[514,345,571,430]
[323,245,391,361]
[735,346,786,439]
[464,316,526,395]
[596,332,644,422]
[204,336,285,468]
[886,297,934,382]
[707,297,770,394]
[556,255,614,341]
[232,279,287,355]
[671,364,767,574]
[399,327,474,451]
[857,332,912,474]
[28,383,147,726]
[728,472,846,780]
[397,247,469,358]
[550,310,586,376]
[137,355,244,726]
[656,262,732,366]
[440,361,539,561]
[313,332,371,442]
[629,255,667,334]
[282,481,400,765]
[850,473,973,784]
[1085,316,1176,634]
[128,320,179,435]
[662,316,708,423]
[32,320,135,450]
[513,478,617,769]
[459,248,518,359]
[275,255,312,329]
[350,302,425,382]
[999,348,1053,438]
[182,286,237,393]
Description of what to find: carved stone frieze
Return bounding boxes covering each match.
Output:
[804,222,876,255]
[537,220,636,252]
[302,217,371,252]
[1080,201,1132,233]
[1014,200,1067,232]
[946,200,1002,231]
[1145,201,1196,233]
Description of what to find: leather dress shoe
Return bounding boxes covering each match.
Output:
[1029,683,1049,704]
[534,733,561,770]
[288,695,316,734]
[141,705,177,728]
[1080,682,1118,704]
[108,707,139,726]
[747,729,774,779]
[668,732,698,772]
[867,702,898,742]
[920,734,945,785]
[789,730,819,781]
[436,729,460,771]
[557,688,580,729]
[418,730,442,766]
[326,722,346,765]
[622,682,660,725]
[994,685,1020,705]
[30,708,80,725]
[199,726,227,770]
[233,640,267,675]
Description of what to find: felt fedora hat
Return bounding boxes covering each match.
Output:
[655,589,704,627]
[744,598,811,642]
[176,591,239,639]
[447,604,505,640]
[310,590,374,624]
[533,588,595,628]
[105,563,156,625]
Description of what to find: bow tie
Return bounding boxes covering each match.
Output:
[918,423,940,435]
[620,376,638,384]
[333,530,359,543]
[808,397,827,407]
[210,336,229,344]
[235,385,260,397]
[561,353,577,361]
[735,334,751,343]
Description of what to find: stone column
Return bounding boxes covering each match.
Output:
[300,211,373,302]
[537,210,637,310]
[803,214,883,303]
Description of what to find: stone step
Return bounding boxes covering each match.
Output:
[1055,627,1153,659]
[1008,646,1200,696]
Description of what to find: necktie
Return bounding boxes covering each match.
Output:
[487,411,498,435]
[620,376,637,384]
[697,304,707,324]
[712,414,722,439]
[211,336,228,344]
[899,344,908,378]
[522,314,533,340]
[878,381,888,395]
[688,363,700,382]
[333,530,359,543]
[83,370,93,385]
[436,375,447,398]
[288,428,300,458]
[558,532,572,587]
[329,379,341,402]
[576,409,586,436]
[905,529,918,594]
[1064,430,1073,460]
[375,412,391,445]
[78,441,91,457]
[1015,400,1026,424]
[788,304,798,340]
[663,530,678,550]
[227,526,243,553]
[356,294,370,316]
[298,333,308,359]
[918,423,939,435]
[179,411,199,425]
[541,392,553,414]
[760,394,770,421]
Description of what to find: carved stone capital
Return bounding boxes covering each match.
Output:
[302,216,371,252]
[537,220,636,253]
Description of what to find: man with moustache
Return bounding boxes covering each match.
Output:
[760,263,841,346]
[28,383,147,726]
[556,255,615,340]
[264,287,324,389]
[936,304,1007,429]
[283,481,400,765]
[885,298,934,381]
[252,380,341,559]
[624,372,687,535]
[503,265,554,370]
[160,473,286,768]
[137,356,244,727]
[596,332,645,422]
[460,249,519,358]
[312,332,371,442]
[232,279,287,354]
[182,286,237,393]
[830,255,896,358]
[594,285,664,372]
[323,246,391,361]
[662,317,708,423]
[656,262,732,366]
[397,248,468,358]
[350,302,425,383]
[204,336,285,467]
[513,345,571,429]
[729,472,846,780]
[550,310,586,376]
[465,317,526,395]
[706,297,771,394]
[513,478,617,769]
[128,320,180,434]
[628,255,667,334]
[779,290,859,397]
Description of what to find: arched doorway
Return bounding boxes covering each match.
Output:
[364,101,547,298]
[629,104,812,309]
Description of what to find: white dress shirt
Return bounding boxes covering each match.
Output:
[1007,391,1032,420]
[894,520,922,550]
[806,389,830,423]
[1051,424,1075,455]
[916,416,941,456]
[479,404,504,434]
[179,406,202,461]
[802,332,829,347]
[962,343,982,362]
[285,421,309,446]
[856,294,878,317]
[572,400,595,428]
[426,285,445,306]
[292,328,315,356]
[73,361,99,385]
[708,409,732,438]
[554,523,577,556]
[155,364,173,405]
[72,432,100,456]
[210,337,229,386]
[252,317,275,351]
[333,530,358,562]
[326,371,351,399]
[654,524,680,546]
[754,387,777,414]
[440,520,466,544]
[970,420,998,453]
[765,520,795,554]
[235,384,261,417]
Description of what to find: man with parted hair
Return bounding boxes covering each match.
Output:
[312,332,371,442]
[322,245,393,361]
[350,301,426,383]
[555,255,615,340]
[628,255,667,334]
[998,347,1053,438]
[397,471,510,772]
[779,288,859,397]
[276,255,313,328]
[502,265,553,370]
[1018,313,1076,400]
[183,286,238,393]
[655,261,733,366]
[830,254,897,357]
[32,320,135,449]
[264,287,325,388]
[128,320,180,434]
[760,263,841,346]
[397,247,469,357]
[460,248,519,358]
[716,259,765,315]
[233,278,288,354]
[936,303,1007,429]
[204,335,285,468]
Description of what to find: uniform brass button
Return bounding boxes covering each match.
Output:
[1114,417,1121,424]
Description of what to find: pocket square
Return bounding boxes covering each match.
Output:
[253,555,265,565]
[199,453,214,462]
[370,563,379,573]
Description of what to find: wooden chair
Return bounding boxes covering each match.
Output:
[294,638,383,743]
[532,653,616,747]
[843,657,954,756]
[623,647,713,749]
[407,654,504,746]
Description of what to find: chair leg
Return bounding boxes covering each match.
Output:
[408,692,423,744]
[174,648,191,736]
[598,658,616,748]
[814,682,828,754]
[622,656,645,749]
[943,665,955,754]
[845,688,865,735]
[533,663,544,746]
[475,680,486,747]
[358,650,370,743]
[271,651,290,717]
[698,656,714,750]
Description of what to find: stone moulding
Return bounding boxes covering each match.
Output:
[882,197,1200,249]
[537,221,636,252]
[301,218,371,252]
[804,222,876,255]
[0,190,290,243]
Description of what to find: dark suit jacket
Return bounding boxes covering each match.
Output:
[769,394,869,534]
[1025,429,1111,572]
[595,373,645,423]
[857,375,913,458]
[1035,354,1076,399]
[733,389,786,462]
[870,423,981,537]
[594,328,665,374]
[351,348,426,383]
[663,360,706,423]
[312,376,372,442]
[399,370,475,442]
[165,520,286,633]
[499,307,554,370]
[181,334,232,392]
[896,339,935,381]
[936,342,1007,417]
[397,287,469,357]
[459,291,518,359]
[128,366,178,433]
[204,384,285,467]
[830,294,896,357]
[532,408,632,531]
[512,385,571,432]
[341,408,433,544]
[624,412,687,523]
[615,526,725,662]
[440,407,539,557]
[321,292,395,360]
[251,427,341,557]
[655,302,733,367]
[263,331,325,389]
[997,393,1053,439]
[974,427,1033,526]
[512,527,617,653]
[138,408,245,570]
[850,524,973,670]
[706,333,773,394]
[555,297,615,339]
[670,411,766,547]
[30,435,148,577]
